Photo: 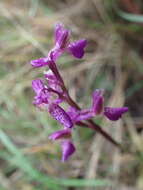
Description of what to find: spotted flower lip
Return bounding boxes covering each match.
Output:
[104,107,128,121]
[61,140,76,162]
[49,104,73,128]
[49,129,71,140]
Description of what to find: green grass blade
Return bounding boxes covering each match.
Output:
[0,130,60,190]
[58,178,110,187]
[117,10,143,23]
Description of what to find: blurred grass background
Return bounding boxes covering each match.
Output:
[0,0,143,189]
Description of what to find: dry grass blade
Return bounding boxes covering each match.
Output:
[0,3,47,55]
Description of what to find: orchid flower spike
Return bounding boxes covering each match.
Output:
[30,23,128,162]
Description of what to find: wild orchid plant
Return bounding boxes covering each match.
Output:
[30,23,128,162]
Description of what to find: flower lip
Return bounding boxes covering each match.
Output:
[104,107,128,121]
[68,39,87,59]
[49,104,74,128]
[61,140,76,162]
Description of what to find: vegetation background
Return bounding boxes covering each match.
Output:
[0,0,143,189]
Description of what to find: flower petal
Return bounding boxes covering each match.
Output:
[68,39,87,59]
[61,140,75,162]
[67,107,79,122]
[38,89,50,104]
[54,23,70,49]
[92,89,104,114]
[104,107,128,121]
[55,23,63,43]
[49,104,73,128]
[49,129,71,140]
[67,107,95,123]
[44,70,63,94]
[75,109,94,121]
[44,70,55,81]
[30,57,50,68]
[32,79,44,94]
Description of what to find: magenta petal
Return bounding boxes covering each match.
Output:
[68,39,87,59]
[44,70,59,87]
[32,79,44,94]
[61,140,76,162]
[49,129,71,140]
[67,107,94,123]
[57,30,69,49]
[30,58,50,68]
[67,107,79,122]
[49,48,64,62]
[104,107,128,121]
[44,70,56,81]
[55,23,64,43]
[92,89,104,114]
[54,23,70,49]
[75,109,94,121]
[49,104,73,128]
[33,88,50,105]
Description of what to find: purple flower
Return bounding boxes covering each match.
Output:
[53,23,87,60]
[44,70,62,93]
[104,107,128,121]
[55,24,87,59]
[32,77,64,106]
[67,89,104,123]
[30,23,87,68]
[32,79,48,105]
[61,140,75,162]
[33,88,50,105]
[49,104,73,128]
[49,129,71,140]
[68,39,87,59]
[32,79,49,105]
